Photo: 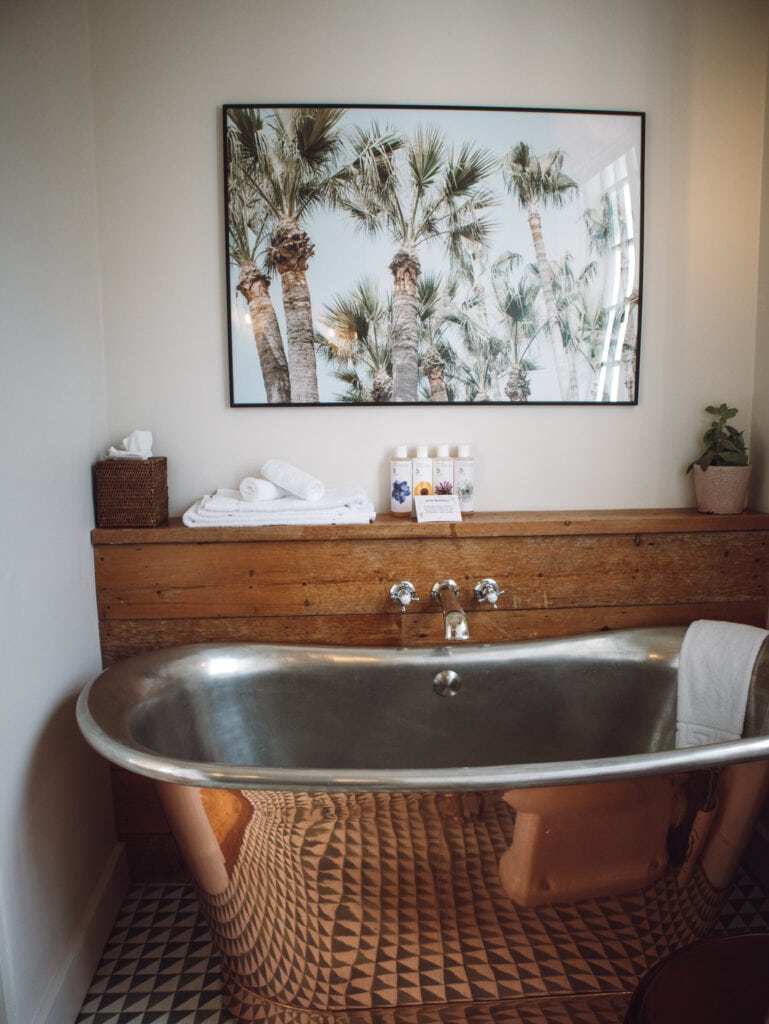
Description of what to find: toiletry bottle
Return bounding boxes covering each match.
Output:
[455,444,475,513]
[412,446,433,512]
[390,445,413,516]
[433,444,455,495]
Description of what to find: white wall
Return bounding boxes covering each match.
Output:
[0,2,125,1022]
[88,0,769,515]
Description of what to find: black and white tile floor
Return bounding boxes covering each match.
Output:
[76,868,769,1024]
[76,884,232,1024]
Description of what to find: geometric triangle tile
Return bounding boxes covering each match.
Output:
[77,863,769,1024]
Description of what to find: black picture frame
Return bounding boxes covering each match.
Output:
[224,103,644,406]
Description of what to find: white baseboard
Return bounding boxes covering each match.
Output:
[31,843,128,1024]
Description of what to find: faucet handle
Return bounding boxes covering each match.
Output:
[390,581,420,613]
[473,578,506,609]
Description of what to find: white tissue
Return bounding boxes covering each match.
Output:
[106,429,153,460]
[260,458,325,501]
[239,477,288,501]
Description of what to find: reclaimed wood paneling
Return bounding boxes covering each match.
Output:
[90,509,769,880]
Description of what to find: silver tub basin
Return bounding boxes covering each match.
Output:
[78,626,769,791]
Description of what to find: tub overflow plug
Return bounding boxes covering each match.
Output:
[433,670,461,697]
[390,581,420,613]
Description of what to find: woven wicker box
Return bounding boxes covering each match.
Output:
[94,457,168,527]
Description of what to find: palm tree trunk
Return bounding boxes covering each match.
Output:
[422,346,448,402]
[616,243,637,402]
[237,263,291,403]
[527,205,579,400]
[269,219,319,403]
[505,362,531,402]
[622,294,639,401]
[389,249,421,402]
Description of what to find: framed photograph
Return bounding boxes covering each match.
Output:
[224,104,644,406]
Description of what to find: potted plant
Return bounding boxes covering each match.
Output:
[687,403,751,513]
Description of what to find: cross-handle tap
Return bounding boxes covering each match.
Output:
[473,578,506,609]
[389,581,420,613]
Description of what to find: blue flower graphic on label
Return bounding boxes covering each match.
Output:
[391,480,411,504]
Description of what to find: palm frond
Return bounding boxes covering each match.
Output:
[407,125,445,194]
[503,141,578,210]
[445,143,498,197]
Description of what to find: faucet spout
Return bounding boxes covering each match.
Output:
[431,579,471,641]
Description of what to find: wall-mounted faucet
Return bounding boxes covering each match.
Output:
[431,579,471,640]
[389,581,420,613]
[473,578,506,609]
[390,577,504,636]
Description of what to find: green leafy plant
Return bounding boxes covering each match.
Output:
[687,403,749,472]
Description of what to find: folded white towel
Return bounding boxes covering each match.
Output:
[182,489,375,528]
[106,429,153,460]
[201,487,370,515]
[260,458,324,501]
[239,477,287,501]
[676,619,769,748]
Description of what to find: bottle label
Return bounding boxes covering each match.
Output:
[412,458,433,498]
[390,462,413,514]
[456,463,475,511]
[433,458,454,495]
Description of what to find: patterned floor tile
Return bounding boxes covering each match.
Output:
[76,867,769,1024]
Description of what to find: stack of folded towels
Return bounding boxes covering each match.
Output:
[183,458,376,527]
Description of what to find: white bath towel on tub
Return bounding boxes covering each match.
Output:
[676,619,769,747]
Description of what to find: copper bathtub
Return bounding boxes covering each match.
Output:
[77,627,769,1024]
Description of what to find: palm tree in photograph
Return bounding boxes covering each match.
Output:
[489,257,542,402]
[583,191,639,400]
[534,252,602,399]
[414,273,457,402]
[339,125,497,402]
[502,142,579,400]
[315,278,394,403]
[448,287,511,401]
[226,140,291,404]
[227,106,349,402]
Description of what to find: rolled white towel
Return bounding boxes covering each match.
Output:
[260,458,325,501]
[239,477,288,501]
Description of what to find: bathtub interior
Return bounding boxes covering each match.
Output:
[92,629,696,772]
[127,653,680,769]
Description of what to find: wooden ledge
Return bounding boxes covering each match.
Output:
[91,507,769,545]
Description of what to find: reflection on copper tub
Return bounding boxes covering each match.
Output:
[77,628,769,1024]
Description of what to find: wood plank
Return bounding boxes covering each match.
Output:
[98,614,407,664]
[91,508,769,545]
[97,601,769,665]
[95,531,769,620]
